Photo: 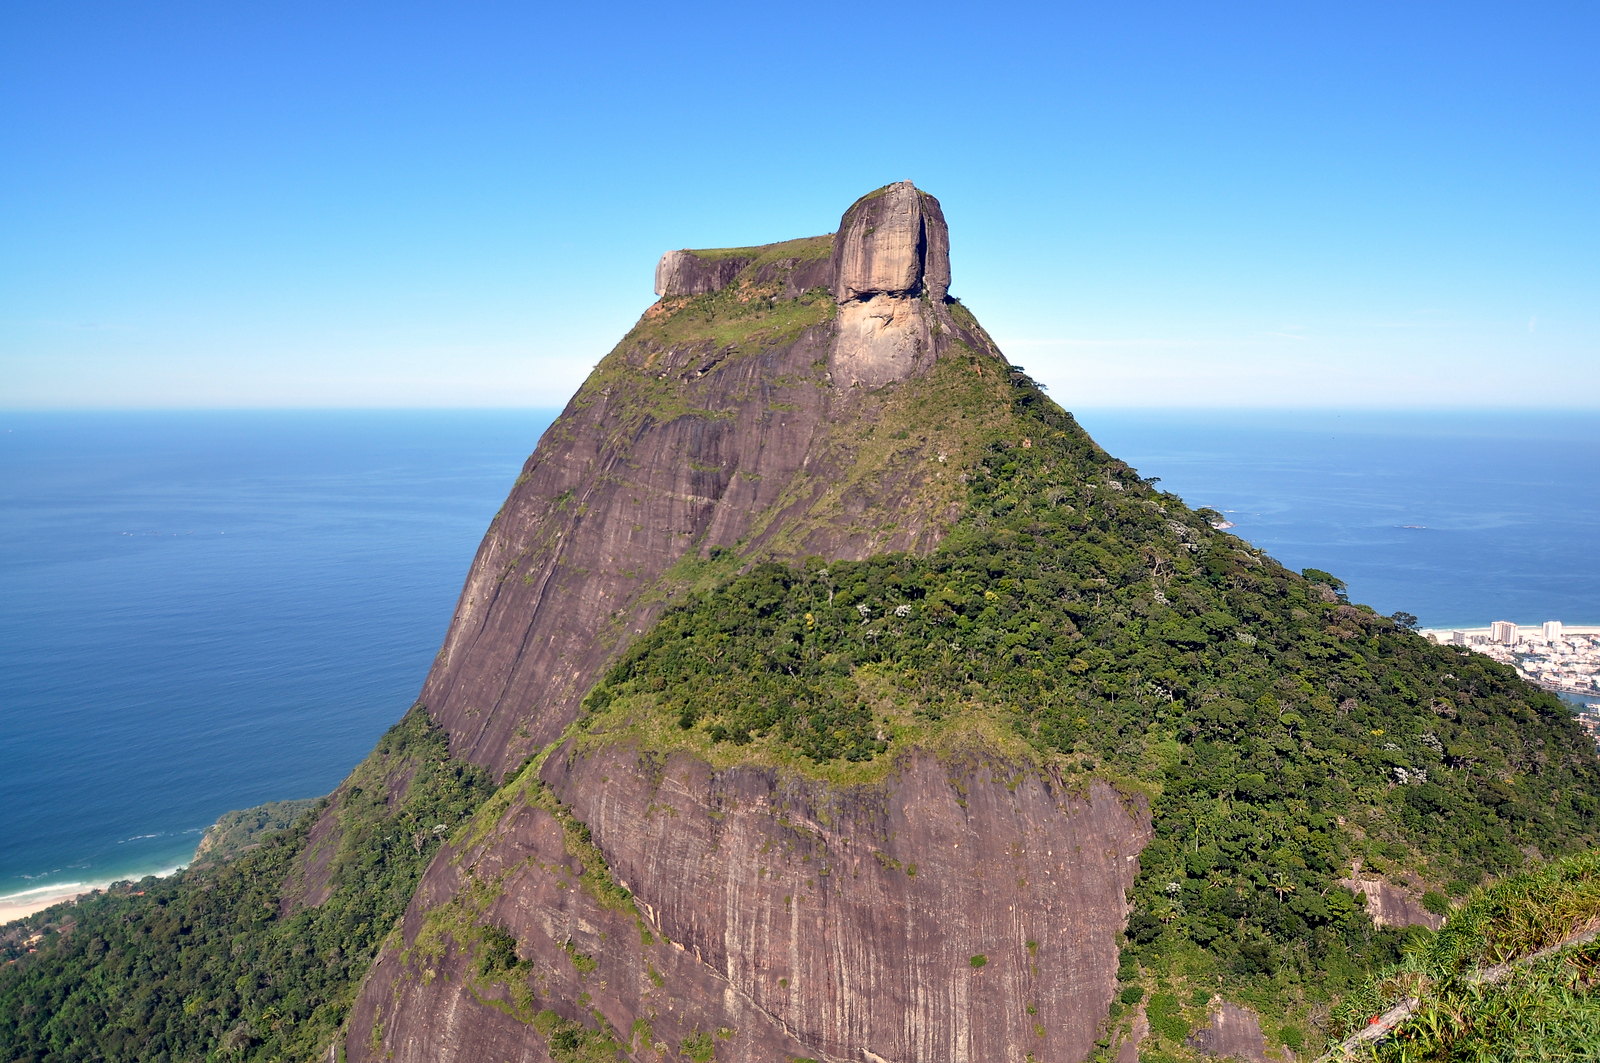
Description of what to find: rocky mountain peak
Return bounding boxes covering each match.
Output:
[652,181,952,308]
[12,181,1600,1063]
[831,179,951,303]
[405,183,1001,776]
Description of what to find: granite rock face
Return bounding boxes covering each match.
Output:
[654,249,749,297]
[831,180,951,303]
[1186,1000,1275,1062]
[1340,865,1447,930]
[826,182,956,387]
[830,293,936,388]
[351,749,1150,1063]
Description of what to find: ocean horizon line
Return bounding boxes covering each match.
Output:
[5,406,1592,921]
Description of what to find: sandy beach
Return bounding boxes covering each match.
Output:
[0,885,91,924]
[1,865,186,925]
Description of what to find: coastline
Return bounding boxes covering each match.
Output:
[1419,624,1600,638]
[1416,623,1600,709]
[0,865,185,925]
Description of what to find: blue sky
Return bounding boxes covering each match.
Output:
[5,2,1596,409]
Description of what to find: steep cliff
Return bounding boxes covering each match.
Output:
[354,751,1147,1063]
[414,182,973,778]
[341,183,1169,1061]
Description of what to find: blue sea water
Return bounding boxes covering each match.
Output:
[1080,409,1599,631]
[0,410,555,906]
[1,407,1595,907]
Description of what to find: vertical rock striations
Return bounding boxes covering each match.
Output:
[831,180,950,303]
[352,749,1149,1063]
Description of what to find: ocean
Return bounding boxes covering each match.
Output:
[1082,409,1598,630]
[1,407,1595,909]
[0,410,552,910]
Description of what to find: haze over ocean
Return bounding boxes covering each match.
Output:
[2,408,1595,907]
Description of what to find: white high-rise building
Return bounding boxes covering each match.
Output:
[1490,620,1519,645]
[1544,620,1564,641]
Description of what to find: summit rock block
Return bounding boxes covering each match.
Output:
[826,181,956,387]
[831,180,951,303]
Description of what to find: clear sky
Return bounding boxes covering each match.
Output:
[4,2,1596,410]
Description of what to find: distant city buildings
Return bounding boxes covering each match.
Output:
[1421,622,1600,721]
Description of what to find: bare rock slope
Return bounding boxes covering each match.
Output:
[341,183,1158,1062]
[421,183,966,777]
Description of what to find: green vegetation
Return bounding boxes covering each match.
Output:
[740,345,1017,561]
[617,283,834,358]
[1147,991,1190,1043]
[533,1008,624,1063]
[0,706,494,1062]
[577,366,1600,1038]
[190,797,319,869]
[595,236,836,376]
[678,234,832,264]
[1327,849,1600,1061]
[680,1029,715,1062]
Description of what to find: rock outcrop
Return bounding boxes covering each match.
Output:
[1340,865,1447,930]
[831,180,950,303]
[653,249,749,297]
[827,182,954,388]
[655,237,835,300]
[1186,1000,1275,1062]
